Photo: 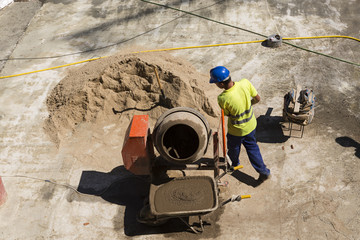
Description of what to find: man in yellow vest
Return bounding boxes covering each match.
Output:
[210,66,270,182]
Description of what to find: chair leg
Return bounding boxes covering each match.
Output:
[300,125,304,138]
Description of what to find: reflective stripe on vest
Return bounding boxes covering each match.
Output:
[230,107,254,125]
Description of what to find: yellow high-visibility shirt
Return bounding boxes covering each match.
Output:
[217,79,258,136]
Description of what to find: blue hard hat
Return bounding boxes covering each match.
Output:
[209,66,230,83]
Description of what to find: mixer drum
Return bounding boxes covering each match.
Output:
[152,107,211,164]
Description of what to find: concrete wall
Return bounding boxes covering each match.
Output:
[0,0,13,9]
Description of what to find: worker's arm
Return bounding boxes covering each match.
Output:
[218,97,230,116]
[251,94,260,105]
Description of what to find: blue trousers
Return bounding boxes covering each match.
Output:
[227,130,270,176]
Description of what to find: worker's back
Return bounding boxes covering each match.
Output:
[217,79,258,137]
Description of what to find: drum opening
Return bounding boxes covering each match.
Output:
[163,124,199,160]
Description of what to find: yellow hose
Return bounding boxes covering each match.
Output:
[132,40,264,54]
[0,57,105,79]
[284,35,360,42]
[0,35,358,79]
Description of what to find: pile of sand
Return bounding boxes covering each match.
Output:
[44,52,219,146]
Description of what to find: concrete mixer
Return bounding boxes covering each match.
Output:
[121,107,250,233]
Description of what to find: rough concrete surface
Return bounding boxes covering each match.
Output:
[0,0,359,239]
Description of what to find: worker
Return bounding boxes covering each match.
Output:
[209,66,270,182]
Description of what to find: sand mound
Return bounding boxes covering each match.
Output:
[45,52,219,146]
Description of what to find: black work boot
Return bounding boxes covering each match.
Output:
[257,173,271,182]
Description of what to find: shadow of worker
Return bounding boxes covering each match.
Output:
[336,136,360,158]
[256,107,290,143]
[231,170,261,188]
[77,166,150,236]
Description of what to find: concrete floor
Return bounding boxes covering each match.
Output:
[0,0,359,239]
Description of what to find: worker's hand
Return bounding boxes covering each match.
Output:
[251,94,260,105]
